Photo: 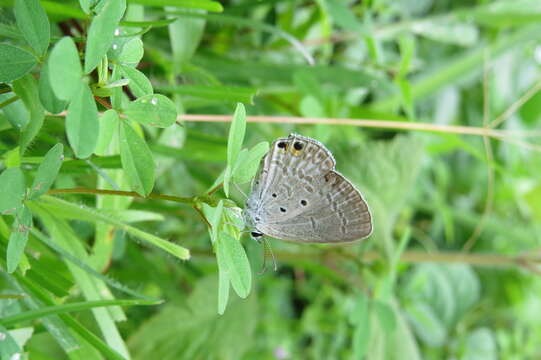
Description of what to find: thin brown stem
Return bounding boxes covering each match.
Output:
[179,114,541,138]
[47,187,197,204]
[207,182,223,196]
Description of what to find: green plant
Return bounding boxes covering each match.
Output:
[1,0,541,359]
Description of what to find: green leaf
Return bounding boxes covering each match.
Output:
[14,0,50,55]
[29,143,64,200]
[216,238,230,315]
[223,103,246,196]
[227,103,246,169]
[124,94,177,127]
[218,232,251,299]
[129,0,223,12]
[117,37,144,67]
[7,206,33,273]
[48,37,83,101]
[0,167,26,215]
[120,65,153,97]
[119,121,155,196]
[95,109,120,156]
[232,141,269,184]
[65,83,99,158]
[38,60,68,114]
[0,44,37,82]
[12,74,46,154]
[84,0,127,73]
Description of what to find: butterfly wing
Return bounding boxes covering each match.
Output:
[248,134,372,243]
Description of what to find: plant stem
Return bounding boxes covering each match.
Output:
[47,187,202,205]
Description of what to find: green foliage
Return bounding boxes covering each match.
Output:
[119,121,155,196]
[0,44,37,82]
[1,0,541,359]
[14,0,50,56]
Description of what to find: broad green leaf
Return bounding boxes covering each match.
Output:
[218,232,251,299]
[7,206,33,273]
[38,61,68,114]
[84,0,127,73]
[120,65,153,97]
[119,121,155,196]
[0,44,37,82]
[131,0,223,12]
[29,143,64,199]
[66,83,99,158]
[232,141,269,184]
[0,167,25,215]
[216,238,230,315]
[48,37,83,100]
[227,103,246,168]
[14,0,50,55]
[223,103,246,196]
[117,37,144,67]
[12,74,46,154]
[95,109,120,156]
[124,94,177,127]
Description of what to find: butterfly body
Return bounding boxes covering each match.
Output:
[244,134,372,243]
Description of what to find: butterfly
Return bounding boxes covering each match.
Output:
[244,134,372,243]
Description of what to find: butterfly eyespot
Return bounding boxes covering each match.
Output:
[294,141,303,151]
[255,216,261,221]
[251,232,263,238]
[271,193,277,198]
[300,200,307,206]
[279,207,287,213]
[277,141,287,149]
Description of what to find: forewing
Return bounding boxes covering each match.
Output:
[258,171,372,243]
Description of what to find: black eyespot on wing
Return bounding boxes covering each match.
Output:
[251,231,263,238]
[300,199,307,206]
[271,193,277,198]
[279,207,286,213]
[255,217,261,221]
[277,141,287,149]
[294,141,303,150]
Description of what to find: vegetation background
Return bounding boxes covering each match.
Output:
[1,0,541,359]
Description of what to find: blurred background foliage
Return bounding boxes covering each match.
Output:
[1,0,541,359]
